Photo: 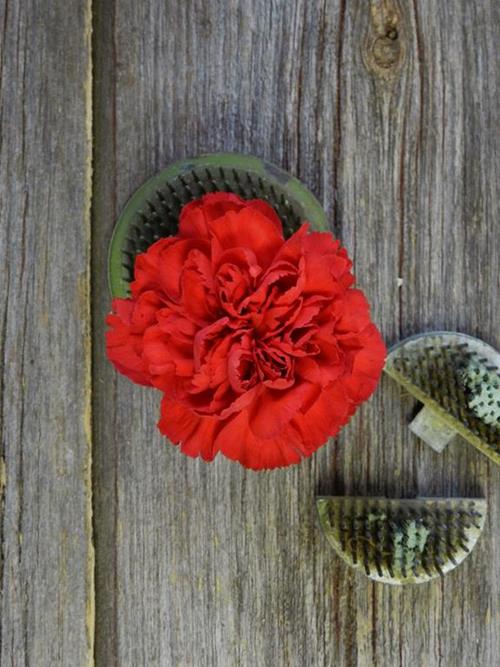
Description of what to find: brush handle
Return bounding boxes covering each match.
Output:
[410,406,456,452]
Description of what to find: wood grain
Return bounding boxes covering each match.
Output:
[91,1,499,665]
[1,0,498,664]
[0,0,94,665]
[337,2,500,662]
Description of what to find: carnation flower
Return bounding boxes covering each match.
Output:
[106,192,386,469]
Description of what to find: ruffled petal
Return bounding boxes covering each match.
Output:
[106,193,386,471]
[106,291,163,386]
[179,192,249,239]
[208,208,284,269]
[291,381,351,451]
[215,408,307,470]
[245,199,283,233]
[341,324,386,403]
[248,381,313,438]
[158,395,220,461]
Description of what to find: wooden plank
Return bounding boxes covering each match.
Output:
[338,2,500,665]
[92,2,350,665]
[0,1,94,665]
[92,1,499,665]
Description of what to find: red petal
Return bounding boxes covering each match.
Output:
[208,208,284,269]
[246,199,283,234]
[193,317,230,369]
[179,192,249,239]
[215,408,307,470]
[131,237,178,296]
[106,329,152,385]
[158,395,219,461]
[302,231,354,295]
[333,289,372,335]
[227,334,258,393]
[180,249,216,324]
[291,382,351,450]
[273,223,309,264]
[143,321,195,381]
[105,292,163,386]
[248,381,312,438]
[342,324,386,402]
[157,239,210,301]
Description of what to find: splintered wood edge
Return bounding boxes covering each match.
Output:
[384,331,500,465]
[316,497,487,585]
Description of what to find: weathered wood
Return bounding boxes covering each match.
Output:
[0,1,94,665]
[92,2,350,665]
[6,0,499,664]
[91,1,500,665]
[92,0,499,665]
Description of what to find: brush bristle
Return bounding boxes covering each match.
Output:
[121,166,303,285]
[385,333,500,463]
[461,361,500,429]
[317,496,487,584]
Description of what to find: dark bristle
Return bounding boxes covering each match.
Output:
[387,335,500,458]
[231,168,246,196]
[245,172,258,198]
[119,167,305,286]
[317,497,486,584]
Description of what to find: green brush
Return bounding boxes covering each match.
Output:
[108,153,327,298]
[384,331,500,465]
[317,496,487,585]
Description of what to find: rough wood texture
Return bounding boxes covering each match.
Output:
[91,1,499,665]
[0,1,94,665]
[1,0,499,665]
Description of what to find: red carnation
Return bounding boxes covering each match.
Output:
[106,192,386,469]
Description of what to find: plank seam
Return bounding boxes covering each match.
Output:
[83,0,95,664]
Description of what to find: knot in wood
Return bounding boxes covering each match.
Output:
[363,0,406,82]
[373,33,400,69]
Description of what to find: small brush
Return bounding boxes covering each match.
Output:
[316,496,487,584]
[384,331,500,465]
[108,153,327,298]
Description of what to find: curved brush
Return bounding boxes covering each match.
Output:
[317,496,487,585]
[384,331,500,465]
[108,153,327,298]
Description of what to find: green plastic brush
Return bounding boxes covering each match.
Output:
[384,331,500,465]
[108,153,327,298]
[317,496,487,585]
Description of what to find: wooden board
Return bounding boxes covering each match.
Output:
[91,1,499,665]
[0,0,94,665]
[2,0,499,664]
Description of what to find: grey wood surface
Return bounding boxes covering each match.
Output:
[2,0,499,665]
[0,0,94,665]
